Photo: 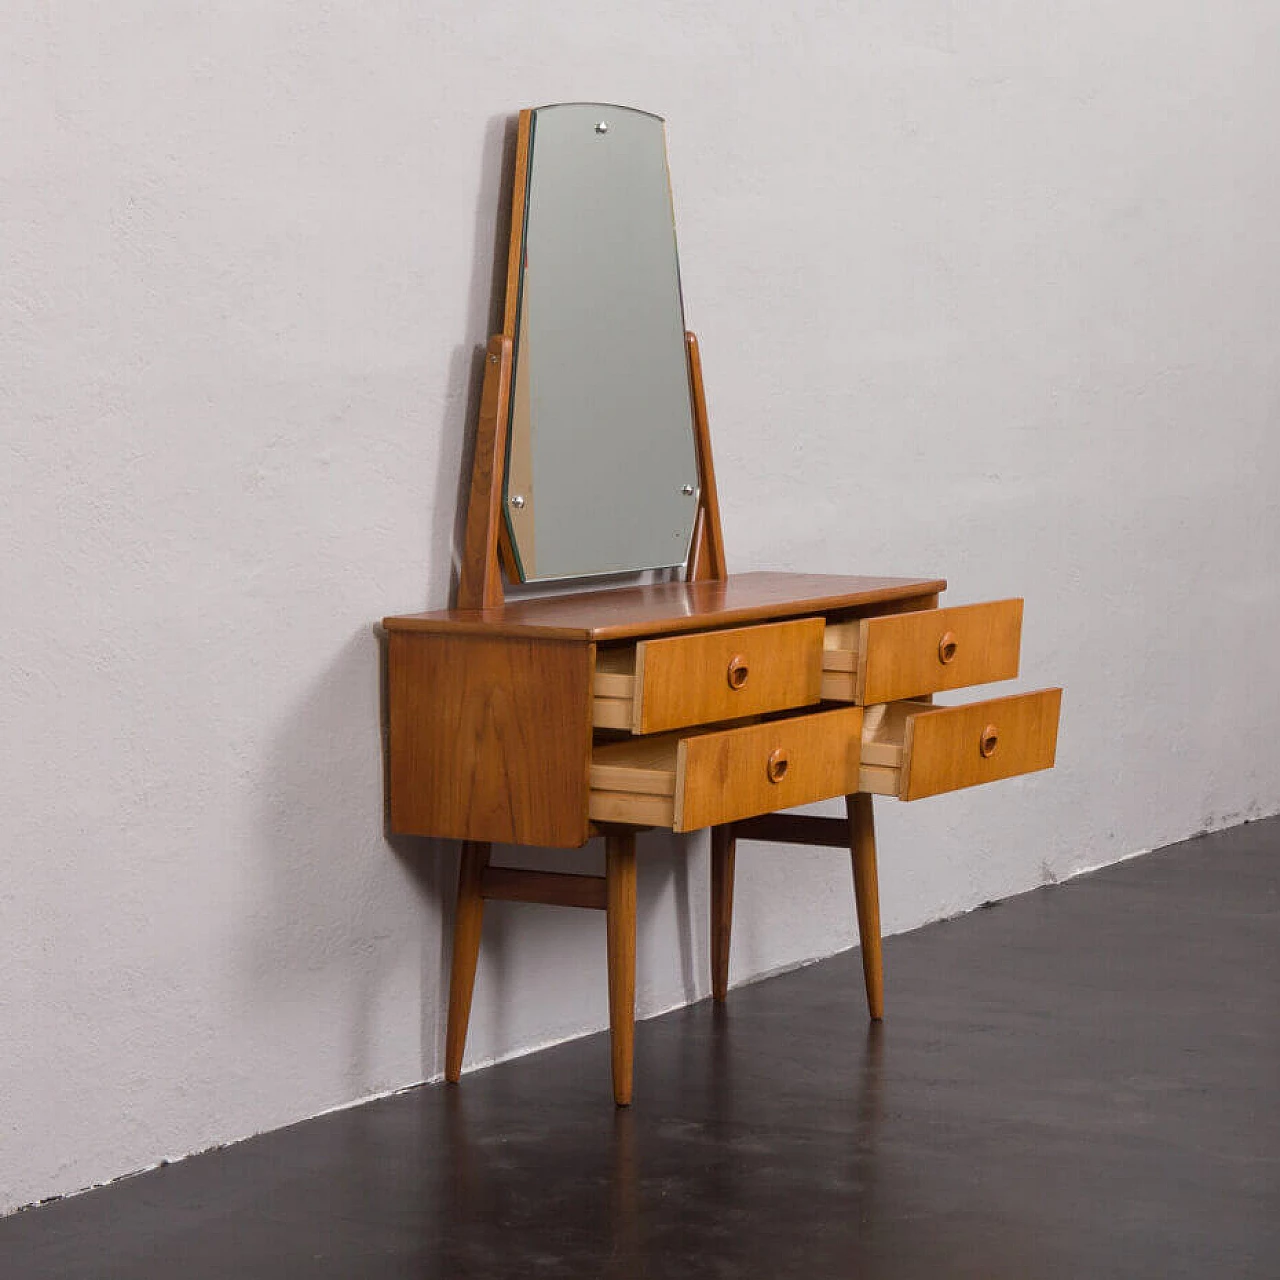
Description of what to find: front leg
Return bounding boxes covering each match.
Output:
[847,793,884,1020]
[710,824,736,1000]
[605,832,638,1106]
[445,841,491,1080]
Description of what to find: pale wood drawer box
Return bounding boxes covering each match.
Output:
[822,599,1024,705]
[858,689,1062,801]
[589,705,864,832]
[593,617,825,734]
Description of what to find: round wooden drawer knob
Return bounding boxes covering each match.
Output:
[938,631,959,664]
[980,725,999,758]
[766,748,789,784]
[727,654,750,690]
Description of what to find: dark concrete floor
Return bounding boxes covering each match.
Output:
[4,818,1278,1279]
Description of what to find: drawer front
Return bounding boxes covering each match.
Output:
[633,617,824,734]
[832,599,1023,705]
[589,706,864,831]
[675,706,863,832]
[898,688,1061,801]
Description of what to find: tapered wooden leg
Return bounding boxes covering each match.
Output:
[445,840,490,1082]
[847,793,884,1020]
[710,824,736,1001]
[605,832,637,1107]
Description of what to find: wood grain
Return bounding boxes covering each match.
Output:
[386,573,948,641]
[632,617,824,733]
[387,632,592,847]
[588,790,673,828]
[857,764,901,796]
[480,866,606,910]
[686,506,708,582]
[606,833,637,1106]
[848,794,884,1020]
[591,698,633,730]
[590,733,678,786]
[588,707,866,831]
[445,841,490,1082]
[455,336,513,610]
[503,283,535,577]
[590,765,676,799]
[857,599,1023,705]
[900,688,1062,801]
[685,332,727,582]
[822,592,942,701]
[501,109,532,342]
[674,707,864,833]
[710,825,735,1001]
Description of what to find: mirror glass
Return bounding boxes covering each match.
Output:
[504,103,700,582]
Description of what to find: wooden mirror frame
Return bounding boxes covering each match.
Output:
[455,109,727,611]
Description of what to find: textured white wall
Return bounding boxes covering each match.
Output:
[3,2,1279,1214]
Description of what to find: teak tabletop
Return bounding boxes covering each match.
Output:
[383,571,948,642]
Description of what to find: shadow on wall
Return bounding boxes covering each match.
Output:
[234,114,521,1097]
[243,628,446,1098]
[433,111,523,608]
[467,831,705,1065]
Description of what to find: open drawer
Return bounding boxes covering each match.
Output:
[859,689,1061,801]
[593,617,825,734]
[822,599,1023,705]
[589,705,863,832]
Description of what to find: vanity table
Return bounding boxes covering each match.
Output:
[384,105,1061,1105]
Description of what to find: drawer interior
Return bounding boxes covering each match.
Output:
[593,646,637,731]
[857,701,930,796]
[589,732,679,828]
[821,620,861,702]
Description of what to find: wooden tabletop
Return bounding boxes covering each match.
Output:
[383,571,947,642]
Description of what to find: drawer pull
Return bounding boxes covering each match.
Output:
[766,748,789,784]
[938,631,959,665]
[980,724,999,758]
[727,654,750,690]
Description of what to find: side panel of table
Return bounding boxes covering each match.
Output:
[387,631,594,848]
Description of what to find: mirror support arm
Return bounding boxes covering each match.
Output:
[685,331,727,583]
[456,334,514,610]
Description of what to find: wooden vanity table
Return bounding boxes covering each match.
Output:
[384,105,1061,1105]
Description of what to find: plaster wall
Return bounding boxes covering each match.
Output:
[3,1,1278,1213]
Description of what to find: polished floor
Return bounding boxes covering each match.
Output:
[4,818,1278,1278]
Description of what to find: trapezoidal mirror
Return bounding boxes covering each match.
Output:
[502,103,701,583]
